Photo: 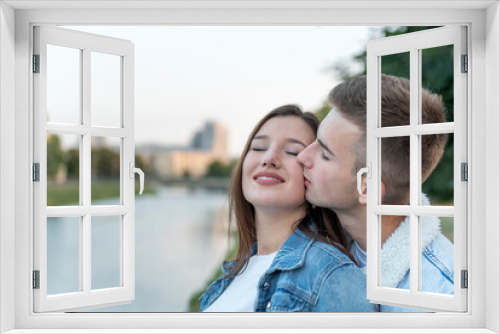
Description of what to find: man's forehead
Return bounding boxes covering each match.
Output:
[319,107,362,144]
[320,107,343,132]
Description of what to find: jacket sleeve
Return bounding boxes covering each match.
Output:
[315,262,377,312]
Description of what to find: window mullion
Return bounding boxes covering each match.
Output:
[90,205,129,216]
[90,127,130,137]
[409,47,420,295]
[412,123,454,135]
[373,205,454,217]
[82,47,91,295]
[46,123,89,135]
[46,206,90,217]
[373,123,455,138]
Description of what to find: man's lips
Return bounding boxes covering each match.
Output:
[253,171,285,185]
[304,175,311,187]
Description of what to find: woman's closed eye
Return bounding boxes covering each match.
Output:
[285,150,300,157]
[251,147,299,156]
[250,146,266,152]
[284,142,305,157]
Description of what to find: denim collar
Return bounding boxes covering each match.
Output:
[221,227,314,276]
[267,228,314,273]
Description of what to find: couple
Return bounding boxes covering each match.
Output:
[199,74,454,313]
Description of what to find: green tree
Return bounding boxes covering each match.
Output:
[65,149,146,181]
[182,170,192,179]
[135,154,150,175]
[327,26,453,203]
[205,159,238,178]
[65,148,79,180]
[46,134,64,180]
[91,148,120,179]
[315,101,332,122]
[332,26,440,82]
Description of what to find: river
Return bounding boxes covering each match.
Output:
[47,186,231,312]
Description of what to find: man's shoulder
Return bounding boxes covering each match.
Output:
[306,238,355,268]
[423,232,454,276]
[281,237,366,296]
[427,232,454,253]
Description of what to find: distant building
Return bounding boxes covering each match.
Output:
[191,121,228,159]
[137,121,229,179]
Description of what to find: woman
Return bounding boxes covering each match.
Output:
[199,105,374,312]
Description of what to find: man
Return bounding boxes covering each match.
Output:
[297,74,454,312]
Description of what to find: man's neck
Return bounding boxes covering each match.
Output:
[336,208,404,252]
[380,215,405,247]
[335,208,368,251]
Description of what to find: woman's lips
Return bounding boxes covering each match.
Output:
[253,171,285,186]
[255,177,283,186]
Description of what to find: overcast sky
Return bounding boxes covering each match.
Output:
[57,26,375,156]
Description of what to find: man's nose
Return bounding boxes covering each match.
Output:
[261,148,281,169]
[297,144,313,169]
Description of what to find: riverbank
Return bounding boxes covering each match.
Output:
[47,181,156,206]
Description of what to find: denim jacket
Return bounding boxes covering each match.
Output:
[378,214,454,312]
[199,226,376,312]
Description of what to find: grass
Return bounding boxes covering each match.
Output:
[47,180,155,206]
[431,201,454,243]
[440,217,454,243]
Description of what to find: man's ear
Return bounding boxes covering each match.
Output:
[358,179,385,205]
[380,181,386,203]
[358,176,368,205]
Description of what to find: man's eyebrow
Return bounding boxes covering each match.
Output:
[318,138,334,155]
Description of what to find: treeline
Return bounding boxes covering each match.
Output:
[204,159,238,178]
[47,134,147,181]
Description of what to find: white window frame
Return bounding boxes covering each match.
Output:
[33,25,136,312]
[0,1,499,333]
[365,26,468,312]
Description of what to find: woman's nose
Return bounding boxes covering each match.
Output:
[261,149,281,169]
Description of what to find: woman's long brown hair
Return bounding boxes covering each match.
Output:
[223,105,355,280]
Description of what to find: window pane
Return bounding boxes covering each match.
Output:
[381,52,410,127]
[420,216,454,294]
[380,136,410,205]
[91,136,121,205]
[47,217,80,295]
[421,133,453,206]
[381,215,410,290]
[91,216,121,290]
[47,44,80,125]
[421,45,454,123]
[77,188,230,312]
[47,133,80,206]
[91,52,121,128]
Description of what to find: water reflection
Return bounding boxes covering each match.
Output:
[47,186,230,312]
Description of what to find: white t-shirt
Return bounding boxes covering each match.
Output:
[204,251,277,312]
[350,241,367,268]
